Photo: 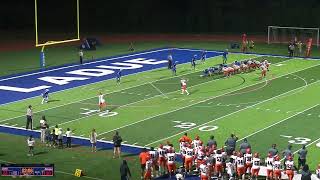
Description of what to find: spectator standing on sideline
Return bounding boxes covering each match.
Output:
[57,128,63,148]
[300,164,312,180]
[120,160,131,180]
[79,49,84,64]
[54,125,59,147]
[44,125,51,146]
[40,115,47,143]
[222,49,228,64]
[113,131,123,158]
[90,129,97,152]
[268,144,278,157]
[225,133,238,155]
[207,135,217,148]
[168,53,173,69]
[239,138,251,154]
[298,145,308,171]
[282,144,293,166]
[297,41,303,57]
[128,42,134,51]
[26,105,33,130]
[27,135,35,156]
[65,128,72,148]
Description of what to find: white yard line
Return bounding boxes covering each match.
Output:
[0,56,222,123]
[149,82,169,98]
[98,65,319,138]
[144,82,319,147]
[238,104,319,141]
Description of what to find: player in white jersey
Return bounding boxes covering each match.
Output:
[236,152,245,180]
[166,148,176,178]
[265,153,274,180]
[251,153,260,180]
[285,156,294,180]
[200,161,210,180]
[196,147,205,171]
[226,158,236,180]
[244,148,253,176]
[144,157,153,180]
[157,144,167,175]
[316,164,320,179]
[180,79,189,95]
[263,59,270,71]
[192,135,202,152]
[184,144,194,173]
[273,156,282,180]
[214,149,224,177]
[179,141,186,167]
[149,147,159,177]
[98,92,107,112]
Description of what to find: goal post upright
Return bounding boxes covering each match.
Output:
[34,0,80,69]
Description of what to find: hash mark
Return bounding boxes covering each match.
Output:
[307,113,312,116]
[275,110,281,112]
[207,102,212,105]
[173,121,181,123]
[280,135,292,138]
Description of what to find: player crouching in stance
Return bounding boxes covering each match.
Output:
[251,153,260,180]
[41,89,50,104]
[98,92,107,112]
[284,156,295,180]
[180,79,189,95]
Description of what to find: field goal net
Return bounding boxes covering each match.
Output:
[267,26,319,47]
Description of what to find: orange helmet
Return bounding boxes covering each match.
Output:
[275,156,280,161]
[268,152,273,158]
[195,135,200,140]
[159,144,163,148]
[199,141,203,146]
[246,148,251,154]
[238,152,243,157]
[254,152,259,158]
[288,156,293,161]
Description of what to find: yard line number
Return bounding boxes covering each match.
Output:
[280,135,311,145]
[173,121,218,132]
[80,108,118,117]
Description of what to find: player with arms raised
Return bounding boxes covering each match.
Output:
[180,79,189,95]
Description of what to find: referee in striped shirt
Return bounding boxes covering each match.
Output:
[26,105,33,130]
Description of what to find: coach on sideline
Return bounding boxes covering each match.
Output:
[79,49,84,64]
[225,133,238,155]
[26,105,33,130]
[113,131,122,158]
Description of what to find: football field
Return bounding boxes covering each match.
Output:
[1,48,320,178]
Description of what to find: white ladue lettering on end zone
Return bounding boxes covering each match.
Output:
[0,58,167,93]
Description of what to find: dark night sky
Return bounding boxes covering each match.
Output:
[1,0,320,34]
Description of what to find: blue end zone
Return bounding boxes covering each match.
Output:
[0,48,221,105]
